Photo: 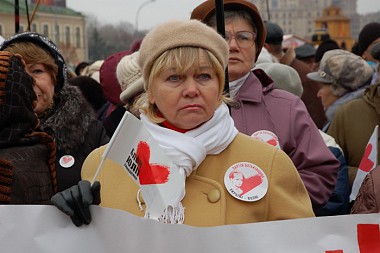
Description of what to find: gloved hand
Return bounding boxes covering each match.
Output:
[51,180,101,227]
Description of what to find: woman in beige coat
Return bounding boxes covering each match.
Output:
[52,19,314,227]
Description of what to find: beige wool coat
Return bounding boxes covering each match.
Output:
[82,133,314,226]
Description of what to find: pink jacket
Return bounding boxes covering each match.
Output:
[230,70,339,210]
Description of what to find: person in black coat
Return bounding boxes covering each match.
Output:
[1,32,109,191]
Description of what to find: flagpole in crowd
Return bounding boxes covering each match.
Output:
[14,0,20,33]
[214,0,229,97]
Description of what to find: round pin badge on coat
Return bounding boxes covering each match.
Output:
[224,162,268,202]
[251,130,280,149]
[59,155,75,168]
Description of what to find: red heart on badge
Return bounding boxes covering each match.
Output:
[266,138,277,146]
[359,144,374,173]
[240,174,263,195]
[136,141,170,185]
[62,156,72,164]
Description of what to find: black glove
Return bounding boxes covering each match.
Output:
[51,180,101,227]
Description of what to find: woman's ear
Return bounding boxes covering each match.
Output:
[148,91,155,104]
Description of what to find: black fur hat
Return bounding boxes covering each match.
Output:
[358,22,380,56]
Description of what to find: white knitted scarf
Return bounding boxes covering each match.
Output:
[140,103,238,223]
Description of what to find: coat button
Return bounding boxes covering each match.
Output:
[207,189,221,203]
[231,101,241,109]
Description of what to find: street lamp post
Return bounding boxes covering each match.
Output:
[135,0,155,34]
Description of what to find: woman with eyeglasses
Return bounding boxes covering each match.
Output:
[191,0,340,214]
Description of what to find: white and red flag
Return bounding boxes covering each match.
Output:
[91,111,183,222]
[350,125,378,202]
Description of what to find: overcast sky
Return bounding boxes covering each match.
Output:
[66,0,380,31]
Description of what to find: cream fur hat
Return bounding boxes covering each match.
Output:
[138,19,229,90]
[116,51,144,103]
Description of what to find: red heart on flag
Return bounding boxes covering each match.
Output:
[359,144,374,173]
[239,174,263,195]
[136,141,170,185]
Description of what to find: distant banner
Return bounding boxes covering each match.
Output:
[31,0,66,7]
[0,205,379,252]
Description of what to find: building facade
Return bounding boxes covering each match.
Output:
[314,5,355,50]
[252,0,380,42]
[0,0,87,69]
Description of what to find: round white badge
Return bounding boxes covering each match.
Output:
[224,162,268,202]
[251,130,280,149]
[59,155,75,168]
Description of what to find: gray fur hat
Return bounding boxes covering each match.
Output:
[307,49,373,96]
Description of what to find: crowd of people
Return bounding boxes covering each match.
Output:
[1,0,380,228]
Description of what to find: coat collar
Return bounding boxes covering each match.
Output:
[234,69,275,102]
[40,85,97,153]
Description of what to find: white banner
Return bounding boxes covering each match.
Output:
[0,205,379,253]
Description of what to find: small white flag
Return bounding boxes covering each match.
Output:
[91,111,183,221]
[350,125,378,202]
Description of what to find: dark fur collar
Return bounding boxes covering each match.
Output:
[40,85,96,153]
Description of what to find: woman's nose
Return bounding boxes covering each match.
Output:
[183,78,200,97]
[228,36,239,49]
[317,89,322,98]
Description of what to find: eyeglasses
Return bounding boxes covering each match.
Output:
[224,31,256,48]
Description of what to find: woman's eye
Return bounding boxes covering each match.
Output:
[238,35,249,41]
[30,68,44,74]
[167,75,180,81]
[198,73,211,80]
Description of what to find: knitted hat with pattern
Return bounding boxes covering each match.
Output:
[117,51,144,103]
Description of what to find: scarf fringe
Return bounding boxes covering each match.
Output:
[144,203,185,224]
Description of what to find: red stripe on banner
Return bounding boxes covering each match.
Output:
[325,250,343,253]
[357,224,380,253]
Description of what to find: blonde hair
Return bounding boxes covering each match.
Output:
[3,41,58,85]
[135,47,230,123]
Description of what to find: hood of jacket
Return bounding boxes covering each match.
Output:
[40,85,97,153]
[363,82,380,115]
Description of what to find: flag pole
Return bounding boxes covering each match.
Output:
[215,0,230,98]
[25,0,31,31]
[90,111,130,185]
[15,0,20,33]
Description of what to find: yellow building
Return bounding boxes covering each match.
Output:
[314,5,355,50]
[0,0,87,69]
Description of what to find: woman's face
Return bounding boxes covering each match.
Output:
[317,83,339,110]
[149,53,220,130]
[225,18,257,81]
[26,63,55,114]
[231,172,243,187]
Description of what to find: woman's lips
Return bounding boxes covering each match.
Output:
[229,57,241,63]
[181,104,202,110]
